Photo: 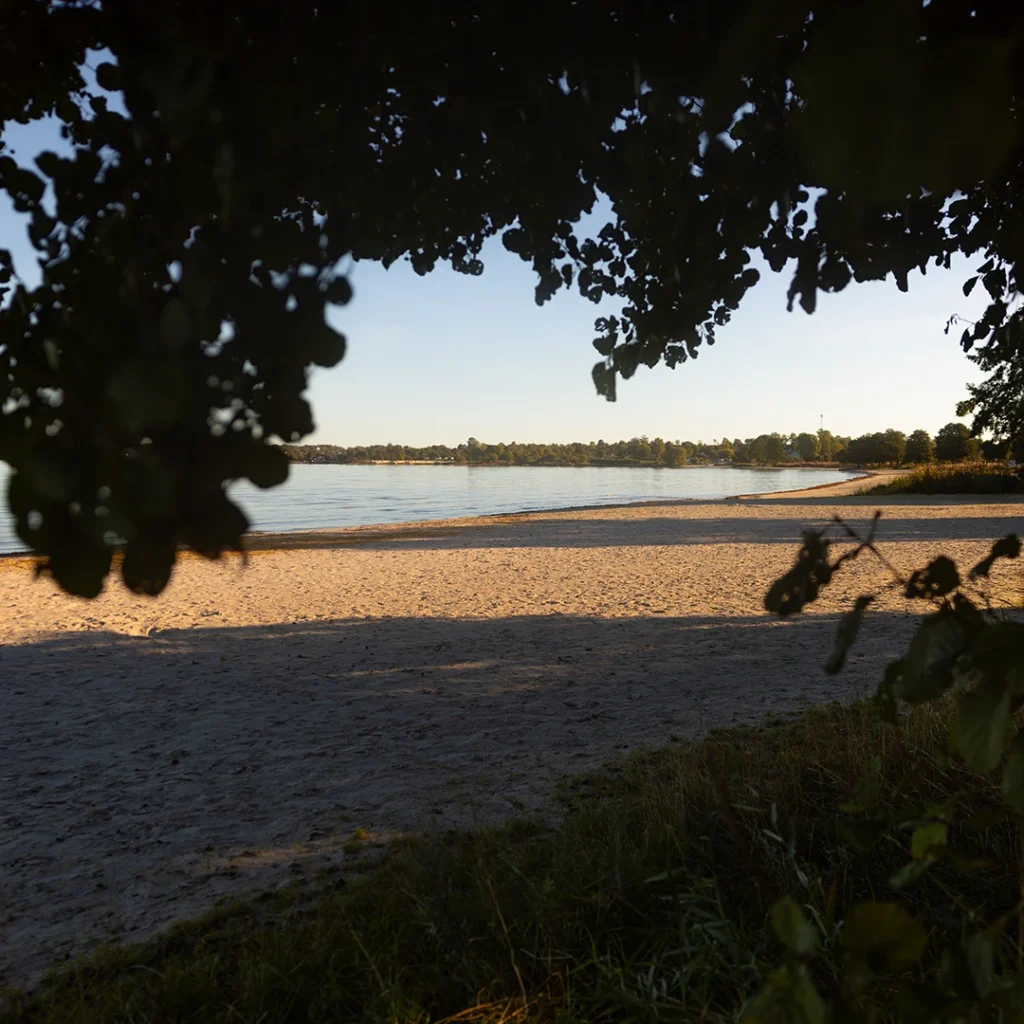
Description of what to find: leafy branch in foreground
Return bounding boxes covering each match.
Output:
[754,520,1024,1022]
[3,0,1024,594]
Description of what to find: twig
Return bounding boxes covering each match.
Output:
[830,512,910,591]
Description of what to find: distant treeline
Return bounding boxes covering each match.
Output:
[280,424,1007,468]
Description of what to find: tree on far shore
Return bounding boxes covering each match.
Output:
[817,429,834,462]
[662,440,686,467]
[880,429,907,466]
[796,432,820,462]
[749,437,769,465]
[747,434,787,466]
[935,422,972,462]
[904,429,936,464]
[766,436,787,465]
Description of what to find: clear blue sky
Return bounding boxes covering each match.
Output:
[1,115,989,448]
[317,243,987,447]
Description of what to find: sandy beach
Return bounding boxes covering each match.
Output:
[2,478,1022,988]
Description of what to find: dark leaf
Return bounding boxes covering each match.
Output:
[970,534,1021,579]
[121,538,176,596]
[771,896,818,955]
[875,660,903,725]
[954,681,1012,773]
[741,965,825,1024]
[501,228,527,255]
[904,556,960,599]
[324,276,353,305]
[896,613,965,703]
[889,857,935,889]
[246,444,290,489]
[181,495,249,560]
[41,545,113,600]
[95,62,122,92]
[592,362,616,401]
[4,165,45,206]
[34,150,62,179]
[305,322,347,368]
[840,902,927,973]
[964,931,996,1000]
[764,531,832,616]
[910,821,947,860]
[825,594,873,674]
[983,268,1007,300]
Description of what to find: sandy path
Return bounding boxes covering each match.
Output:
[740,468,901,499]
[2,495,1023,987]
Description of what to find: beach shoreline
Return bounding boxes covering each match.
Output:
[0,466,873,560]
[233,467,885,551]
[232,467,896,552]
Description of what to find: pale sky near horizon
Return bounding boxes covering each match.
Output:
[315,242,988,447]
[1,113,993,449]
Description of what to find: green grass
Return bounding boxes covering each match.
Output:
[863,462,1022,495]
[3,700,1020,1024]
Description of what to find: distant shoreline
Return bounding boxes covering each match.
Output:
[285,460,856,470]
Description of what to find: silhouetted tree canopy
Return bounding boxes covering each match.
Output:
[1,0,1022,594]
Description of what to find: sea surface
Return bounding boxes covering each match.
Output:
[0,463,859,555]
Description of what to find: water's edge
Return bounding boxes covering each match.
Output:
[0,464,862,555]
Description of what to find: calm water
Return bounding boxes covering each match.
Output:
[0,463,858,554]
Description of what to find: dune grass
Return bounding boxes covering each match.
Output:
[863,462,1022,495]
[3,699,1019,1024]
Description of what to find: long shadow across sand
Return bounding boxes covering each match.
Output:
[1,608,918,988]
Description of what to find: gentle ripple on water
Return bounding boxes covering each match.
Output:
[0,463,859,554]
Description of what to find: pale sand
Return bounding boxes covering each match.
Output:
[2,492,1023,987]
[737,468,901,499]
